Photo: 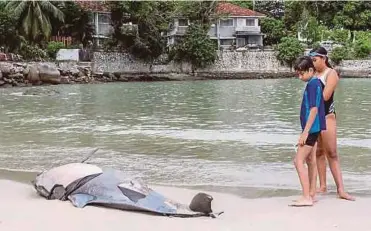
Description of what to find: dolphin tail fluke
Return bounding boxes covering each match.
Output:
[210,211,224,218]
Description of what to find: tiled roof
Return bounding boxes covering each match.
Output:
[216,2,265,17]
[74,1,265,17]
[75,1,110,12]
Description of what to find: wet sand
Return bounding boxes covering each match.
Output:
[0,178,369,231]
[0,169,38,184]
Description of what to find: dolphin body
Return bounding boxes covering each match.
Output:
[32,162,222,218]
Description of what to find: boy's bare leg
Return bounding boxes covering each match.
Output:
[308,142,318,201]
[290,144,314,206]
[292,143,318,203]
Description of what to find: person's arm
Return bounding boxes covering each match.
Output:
[323,69,339,101]
[303,107,318,134]
[298,107,318,146]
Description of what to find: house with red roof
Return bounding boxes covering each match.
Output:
[75,1,113,46]
[167,2,266,50]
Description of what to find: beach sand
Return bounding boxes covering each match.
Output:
[0,180,369,231]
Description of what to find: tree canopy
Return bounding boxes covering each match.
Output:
[5,1,64,42]
[0,0,369,65]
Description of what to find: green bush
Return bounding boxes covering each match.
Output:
[329,29,350,44]
[260,17,286,46]
[169,24,217,70]
[354,31,371,43]
[329,46,349,65]
[311,42,321,50]
[353,39,371,59]
[46,41,65,59]
[275,36,305,67]
[19,42,47,61]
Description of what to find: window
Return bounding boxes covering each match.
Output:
[97,13,112,36]
[178,19,188,26]
[237,38,246,47]
[220,19,233,27]
[220,39,234,46]
[98,13,111,24]
[246,19,255,26]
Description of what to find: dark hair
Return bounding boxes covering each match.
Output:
[310,46,333,68]
[293,56,315,72]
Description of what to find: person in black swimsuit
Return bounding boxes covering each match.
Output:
[317,67,336,116]
[308,47,354,201]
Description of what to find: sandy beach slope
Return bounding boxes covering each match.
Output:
[0,179,368,231]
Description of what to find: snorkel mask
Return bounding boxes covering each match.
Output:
[308,51,327,58]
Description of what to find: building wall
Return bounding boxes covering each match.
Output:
[92,51,291,74]
[92,51,371,78]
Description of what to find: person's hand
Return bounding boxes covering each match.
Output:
[298,131,309,146]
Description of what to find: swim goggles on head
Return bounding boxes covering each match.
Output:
[308,52,327,57]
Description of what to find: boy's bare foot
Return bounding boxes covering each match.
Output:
[289,196,313,207]
[292,196,318,203]
[338,191,355,201]
[316,187,327,193]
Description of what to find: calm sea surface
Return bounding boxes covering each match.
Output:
[0,79,370,198]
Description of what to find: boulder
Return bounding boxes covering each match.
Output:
[60,76,70,84]
[70,66,80,76]
[38,63,61,84]
[0,62,14,76]
[8,73,24,80]
[0,53,7,61]
[27,65,41,84]
[58,64,80,77]
[3,77,12,84]
[23,65,30,76]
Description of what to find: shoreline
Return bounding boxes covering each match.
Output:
[1,59,370,89]
[1,72,370,89]
[1,167,369,200]
[1,168,300,199]
[1,178,371,230]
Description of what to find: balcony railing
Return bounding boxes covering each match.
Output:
[235,26,261,32]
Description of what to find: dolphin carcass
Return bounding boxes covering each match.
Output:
[32,162,222,218]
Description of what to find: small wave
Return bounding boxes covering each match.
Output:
[0,167,40,173]
[112,129,371,149]
[8,92,24,96]
[13,116,71,124]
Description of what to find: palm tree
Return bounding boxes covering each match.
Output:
[5,0,64,42]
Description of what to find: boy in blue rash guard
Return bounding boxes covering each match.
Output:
[290,56,326,207]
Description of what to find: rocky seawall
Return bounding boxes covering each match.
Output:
[0,50,370,88]
[0,61,296,88]
[0,62,91,88]
[336,60,371,78]
[0,61,178,88]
